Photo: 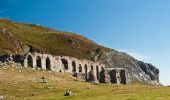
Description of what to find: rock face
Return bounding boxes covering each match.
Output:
[93,48,160,85]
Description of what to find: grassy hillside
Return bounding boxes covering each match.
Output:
[0,19,99,60]
[0,66,169,100]
[0,19,160,85]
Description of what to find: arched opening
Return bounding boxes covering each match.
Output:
[84,64,88,81]
[87,65,95,82]
[36,56,42,68]
[88,71,95,82]
[27,55,33,67]
[120,70,126,84]
[61,59,68,70]
[84,64,88,73]
[72,61,76,72]
[91,65,94,71]
[96,66,99,80]
[46,57,51,70]
[109,69,117,84]
[79,64,82,72]
[99,67,105,83]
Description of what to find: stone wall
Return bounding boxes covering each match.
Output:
[107,68,128,84]
[0,52,128,84]
[23,52,106,82]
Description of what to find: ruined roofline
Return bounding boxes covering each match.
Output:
[27,52,106,67]
[23,52,107,83]
[24,52,106,74]
[0,52,128,84]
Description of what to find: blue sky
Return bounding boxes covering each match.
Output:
[0,0,170,85]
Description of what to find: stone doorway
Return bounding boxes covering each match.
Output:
[27,55,33,67]
[72,61,76,72]
[99,67,105,83]
[61,59,68,70]
[46,57,51,70]
[96,66,99,80]
[36,56,42,68]
[120,70,127,84]
[79,64,82,72]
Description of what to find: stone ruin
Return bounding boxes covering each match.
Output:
[23,52,106,83]
[0,52,128,84]
[107,68,128,84]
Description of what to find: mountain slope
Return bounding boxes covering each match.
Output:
[0,18,160,85]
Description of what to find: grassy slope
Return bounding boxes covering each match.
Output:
[0,66,170,100]
[0,19,99,59]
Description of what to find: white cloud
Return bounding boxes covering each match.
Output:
[118,49,153,62]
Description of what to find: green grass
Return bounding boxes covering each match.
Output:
[0,67,170,100]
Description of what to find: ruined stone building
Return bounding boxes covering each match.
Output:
[18,52,128,84]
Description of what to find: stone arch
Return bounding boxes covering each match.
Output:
[87,65,95,82]
[27,55,33,67]
[120,70,126,84]
[99,67,105,83]
[96,66,99,80]
[84,64,88,81]
[36,56,42,68]
[61,59,68,70]
[84,64,88,73]
[72,61,76,72]
[46,57,51,70]
[109,69,117,83]
[91,65,94,71]
[79,64,82,72]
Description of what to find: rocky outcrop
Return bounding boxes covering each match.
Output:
[92,48,160,85]
[0,27,29,54]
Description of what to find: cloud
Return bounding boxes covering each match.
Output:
[118,49,153,62]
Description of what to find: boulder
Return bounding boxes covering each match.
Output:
[64,90,73,96]
[0,96,5,100]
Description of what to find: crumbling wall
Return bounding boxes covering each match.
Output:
[0,52,128,84]
[23,52,106,83]
[107,68,128,84]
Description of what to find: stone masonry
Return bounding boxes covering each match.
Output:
[0,52,128,84]
[23,52,106,83]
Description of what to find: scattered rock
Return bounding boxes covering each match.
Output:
[40,77,48,83]
[92,81,100,85]
[3,68,6,70]
[64,90,73,96]
[68,38,76,45]
[0,96,5,100]
[45,86,53,89]
[48,71,52,73]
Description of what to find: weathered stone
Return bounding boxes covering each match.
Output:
[97,49,160,85]
[64,90,73,96]
[0,96,5,100]
[68,38,76,45]
[40,77,48,83]
[22,52,106,83]
[73,73,86,80]
[0,52,129,84]
[92,81,100,85]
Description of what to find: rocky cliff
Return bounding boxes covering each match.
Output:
[0,19,160,85]
[91,48,159,85]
